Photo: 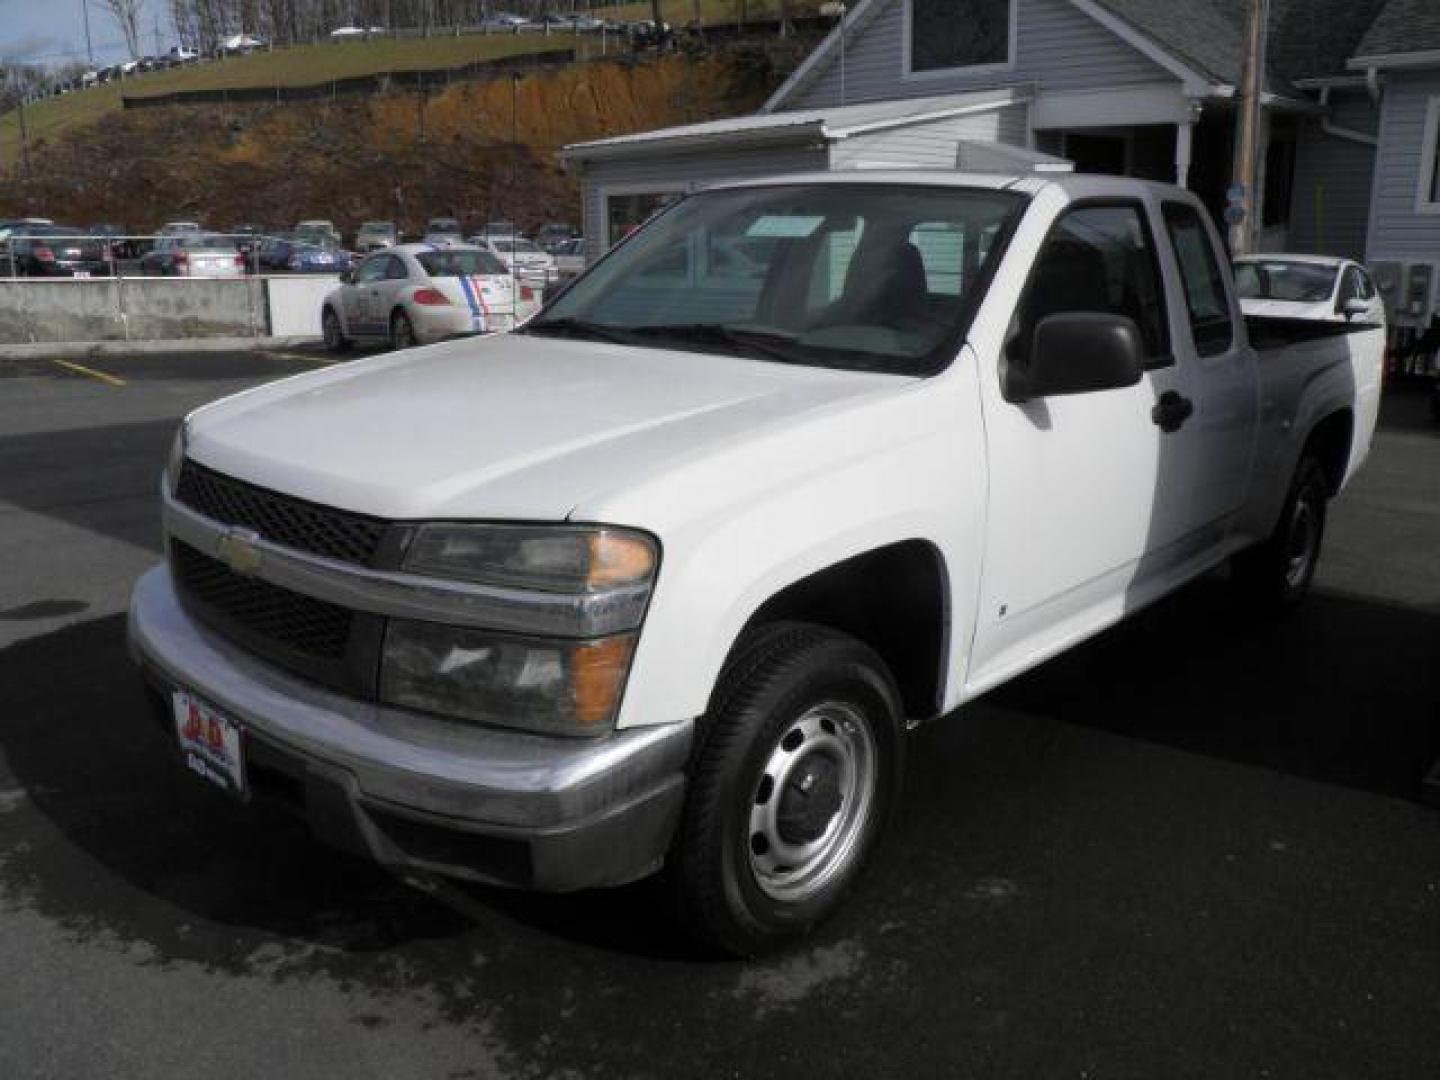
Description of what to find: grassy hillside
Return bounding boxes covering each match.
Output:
[0,0,812,167]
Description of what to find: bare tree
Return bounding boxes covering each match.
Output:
[97,0,145,58]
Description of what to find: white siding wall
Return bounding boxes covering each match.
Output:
[785,0,1170,110]
[829,102,1029,166]
[580,143,829,259]
[1288,91,1378,261]
[1366,71,1440,262]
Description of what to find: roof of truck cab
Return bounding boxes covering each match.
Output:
[700,170,1193,202]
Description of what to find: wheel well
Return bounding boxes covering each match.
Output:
[1304,410,1353,495]
[740,541,949,719]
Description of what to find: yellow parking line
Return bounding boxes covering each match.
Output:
[50,358,127,386]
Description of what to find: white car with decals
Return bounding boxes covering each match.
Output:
[321,243,542,351]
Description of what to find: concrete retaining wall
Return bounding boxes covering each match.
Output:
[1,277,278,344]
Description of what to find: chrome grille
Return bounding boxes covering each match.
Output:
[170,540,352,660]
[175,460,387,566]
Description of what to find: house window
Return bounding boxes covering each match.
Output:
[907,0,1014,75]
[606,191,682,247]
[1419,97,1440,213]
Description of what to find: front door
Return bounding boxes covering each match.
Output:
[966,197,1254,692]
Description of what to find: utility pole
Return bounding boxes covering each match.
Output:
[1228,0,1268,255]
[81,0,94,65]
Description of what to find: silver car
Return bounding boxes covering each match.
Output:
[355,221,398,251]
[471,235,559,286]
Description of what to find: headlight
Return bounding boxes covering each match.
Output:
[166,420,189,494]
[404,524,656,593]
[388,524,658,734]
[380,621,636,736]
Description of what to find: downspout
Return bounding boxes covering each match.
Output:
[1318,86,1378,147]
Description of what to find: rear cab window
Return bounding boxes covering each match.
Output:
[1162,202,1235,356]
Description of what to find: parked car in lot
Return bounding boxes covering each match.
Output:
[471,234,558,285]
[0,217,55,243]
[355,221,398,251]
[321,243,541,350]
[294,219,341,244]
[139,233,245,276]
[551,236,586,279]
[535,222,579,252]
[255,234,352,274]
[89,223,137,259]
[129,172,1384,956]
[1,225,111,277]
[158,220,202,235]
[423,217,465,245]
[1233,255,1386,325]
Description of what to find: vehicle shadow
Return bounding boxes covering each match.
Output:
[988,577,1440,804]
[0,613,701,968]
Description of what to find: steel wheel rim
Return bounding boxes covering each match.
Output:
[1285,494,1318,588]
[746,701,877,903]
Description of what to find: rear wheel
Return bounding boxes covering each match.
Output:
[321,306,349,353]
[1232,455,1328,613]
[669,623,903,956]
[389,310,417,351]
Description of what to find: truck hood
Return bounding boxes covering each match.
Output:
[185,333,912,522]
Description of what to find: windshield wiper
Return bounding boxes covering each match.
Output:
[522,317,637,345]
[624,323,808,366]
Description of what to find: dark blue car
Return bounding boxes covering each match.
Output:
[255,233,353,274]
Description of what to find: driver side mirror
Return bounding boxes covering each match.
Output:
[339,270,354,285]
[1341,297,1368,320]
[1003,312,1145,402]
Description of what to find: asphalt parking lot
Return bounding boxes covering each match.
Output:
[1,349,1437,1079]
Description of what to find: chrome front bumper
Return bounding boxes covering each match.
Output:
[127,564,691,890]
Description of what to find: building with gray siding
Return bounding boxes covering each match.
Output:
[562,0,1440,327]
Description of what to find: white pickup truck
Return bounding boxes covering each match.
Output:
[128,172,1384,955]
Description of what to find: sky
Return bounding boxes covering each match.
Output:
[0,0,177,68]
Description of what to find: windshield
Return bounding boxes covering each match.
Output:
[417,249,508,277]
[494,238,538,253]
[181,234,238,250]
[429,219,461,232]
[1234,261,1339,302]
[527,183,1023,375]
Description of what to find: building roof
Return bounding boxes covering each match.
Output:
[1095,0,1390,85]
[1351,0,1440,64]
[767,0,1391,111]
[562,88,1027,160]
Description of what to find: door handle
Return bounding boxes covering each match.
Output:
[1151,391,1194,433]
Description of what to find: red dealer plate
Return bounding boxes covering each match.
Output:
[172,691,246,798]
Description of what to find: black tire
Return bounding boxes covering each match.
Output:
[390,309,417,351]
[669,622,904,957]
[1232,455,1329,614]
[321,306,349,353]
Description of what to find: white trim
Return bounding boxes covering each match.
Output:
[1063,0,1217,96]
[1415,97,1440,217]
[826,89,1028,137]
[1348,49,1440,72]
[761,0,887,112]
[1031,83,1196,128]
[900,0,1019,82]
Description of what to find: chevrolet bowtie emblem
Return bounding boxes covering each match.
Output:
[216,527,264,576]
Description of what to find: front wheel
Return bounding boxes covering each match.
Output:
[1232,455,1328,613]
[389,310,417,351]
[669,623,903,956]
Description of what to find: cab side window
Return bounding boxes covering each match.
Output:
[1162,202,1234,356]
[384,255,409,280]
[1015,203,1171,368]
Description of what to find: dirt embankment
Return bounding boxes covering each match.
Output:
[1,50,788,234]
